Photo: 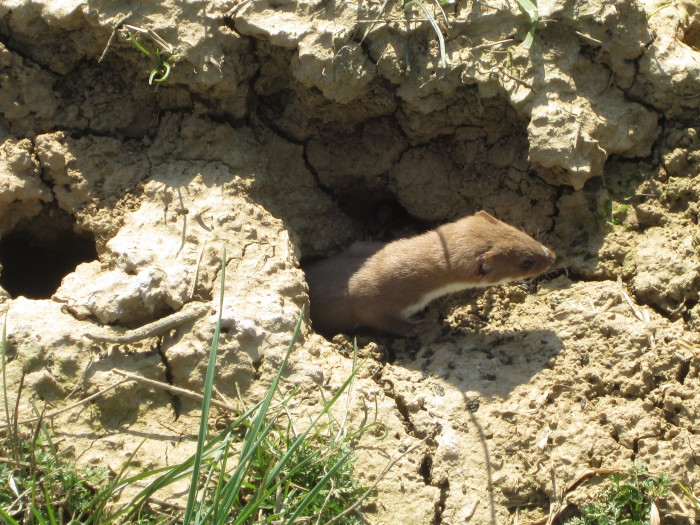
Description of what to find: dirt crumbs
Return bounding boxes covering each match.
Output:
[0,0,699,523]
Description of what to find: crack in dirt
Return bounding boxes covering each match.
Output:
[220,15,242,37]
[391,390,419,435]
[432,478,449,525]
[156,338,181,420]
[419,453,432,484]
[301,141,335,196]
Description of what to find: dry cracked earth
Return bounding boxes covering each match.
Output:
[0,0,699,523]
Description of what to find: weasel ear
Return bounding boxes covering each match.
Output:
[475,210,498,223]
[477,252,494,276]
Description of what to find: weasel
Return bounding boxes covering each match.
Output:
[304,210,556,336]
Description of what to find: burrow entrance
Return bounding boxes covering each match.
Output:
[0,209,97,299]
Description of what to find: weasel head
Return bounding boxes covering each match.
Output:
[471,211,556,284]
[477,242,556,284]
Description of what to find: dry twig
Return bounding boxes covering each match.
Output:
[112,369,237,412]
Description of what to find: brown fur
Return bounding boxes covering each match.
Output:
[304,211,556,336]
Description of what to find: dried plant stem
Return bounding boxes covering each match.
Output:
[112,369,237,412]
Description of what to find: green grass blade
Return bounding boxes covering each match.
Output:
[86,298,367,525]
[0,506,20,525]
[43,480,58,525]
[335,338,359,443]
[183,247,227,525]
[514,0,539,48]
[404,0,447,67]
[345,420,387,441]
[212,406,287,524]
[240,306,304,462]
[194,438,229,524]
[678,482,700,511]
[129,31,155,61]
[1,310,17,464]
[230,442,322,525]
[1,312,9,432]
[31,506,49,525]
[195,422,243,523]
[152,55,171,84]
[208,431,235,521]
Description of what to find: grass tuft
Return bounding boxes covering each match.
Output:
[1,310,117,524]
[566,462,671,525]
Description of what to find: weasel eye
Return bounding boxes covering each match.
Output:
[520,259,534,270]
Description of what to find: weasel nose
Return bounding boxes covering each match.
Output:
[543,246,556,264]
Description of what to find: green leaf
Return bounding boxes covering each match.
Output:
[513,0,539,49]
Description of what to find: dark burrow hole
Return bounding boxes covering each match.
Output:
[682,16,700,51]
[339,197,428,240]
[0,209,97,299]
[676,358,690,384]
[301,198,427,270]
